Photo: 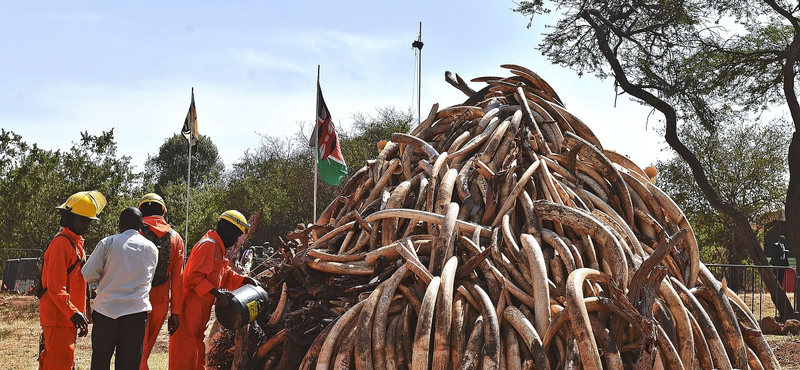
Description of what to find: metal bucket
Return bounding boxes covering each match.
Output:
[215,284,269,329]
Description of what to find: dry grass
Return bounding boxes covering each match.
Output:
[733,290,796,321]
[0,292,169,369]
[2,290,799,369]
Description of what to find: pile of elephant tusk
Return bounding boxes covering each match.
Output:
[255,65,779,370]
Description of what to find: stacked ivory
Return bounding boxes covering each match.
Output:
[276,65,777,370]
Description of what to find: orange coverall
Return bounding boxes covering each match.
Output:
[169,230,245,370]
[139,215,184,370]
[38,227,86,370]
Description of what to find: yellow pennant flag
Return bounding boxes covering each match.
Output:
[181,88,198,149]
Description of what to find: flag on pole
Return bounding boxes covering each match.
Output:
[310,82,347,185]
[181,88,198,150]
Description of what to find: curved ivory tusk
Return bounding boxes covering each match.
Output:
[267,282,288,326]
[432,257,458,370]
[461,281,501,370]
[411,276,441,370]
[371,266,410,369]
[355,286,385,370]
[316,300,366,370]
[565,268,611,370]
[364,208,491,238]
[520,233,551,336]
[491,158,541,227]
[534,200,628,289]
[392,132,439,161]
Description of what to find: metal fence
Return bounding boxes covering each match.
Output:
[1,248,42,261]
[1,249,43,293]
[705,264,798,322]
[1,249,42,277]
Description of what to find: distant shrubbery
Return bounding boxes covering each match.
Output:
[0,107,413,268]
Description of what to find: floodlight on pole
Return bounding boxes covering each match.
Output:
[412,22,423,126]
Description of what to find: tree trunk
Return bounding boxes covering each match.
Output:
[768,0,800,319]
[784,131,800,319]
[726,230,747,291]
[780,14,800,320]
[582,9,795,318]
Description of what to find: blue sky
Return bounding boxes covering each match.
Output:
[0,1,665,172]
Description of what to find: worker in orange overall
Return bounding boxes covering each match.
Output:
[169,210,257,370]
[39,190,106,370]
[137,193,185,370]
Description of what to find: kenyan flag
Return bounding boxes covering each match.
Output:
[310,82,347,185]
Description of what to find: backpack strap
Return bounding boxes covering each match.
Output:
[58,234,83,274]
[40,234,82,296]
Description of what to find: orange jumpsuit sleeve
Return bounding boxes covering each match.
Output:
[183,240,218,297]
[220,263,246,291]
[169,234,185,314]
[43,239,80,318]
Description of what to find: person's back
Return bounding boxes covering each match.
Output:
[82,207,157,370]
[137,193,185,370]
[86,229,158,316]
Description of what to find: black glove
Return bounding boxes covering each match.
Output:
[167,314,179,335]
[70,312,89,337]
[242,277,259,287]
[212,289,231,307]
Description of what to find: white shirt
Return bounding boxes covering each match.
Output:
[82,229,158,319]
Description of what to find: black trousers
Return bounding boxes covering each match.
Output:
[91,310,148,370]
[771,256,790,287]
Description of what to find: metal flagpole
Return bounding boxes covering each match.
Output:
[412,22,424,125]
[313,66,320,223]
[185,88,193,264]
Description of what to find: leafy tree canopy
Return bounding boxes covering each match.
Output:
[0,129,137,257]
[656,119,791,263]
[225,107,413,247]
[144,134,224,193]
[0,107,414,271]
[340,107,414,175]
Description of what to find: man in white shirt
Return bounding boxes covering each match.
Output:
[82,207,158,370]
[771,235,791,286]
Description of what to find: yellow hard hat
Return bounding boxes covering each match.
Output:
[56,190,107,220]
[218,210,250,233]
[138,193,167,214]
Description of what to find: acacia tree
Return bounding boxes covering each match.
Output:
[655,121,790,286]
[0,130,138,259]
[516,0,798,317]
[156,180,227,252]
[0,130,64,259]
[225,107,413,246]
[144,134,224,193]
[60,130,139,252]
[342,107,414,173]
[227,132,316,246]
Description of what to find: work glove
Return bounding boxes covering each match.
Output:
[168,314,179,335]
[70,312,89,337]
[212,289,231,307]
[242,276,260,287]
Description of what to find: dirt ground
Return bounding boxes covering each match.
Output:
[0,293,168,369]
[765,334,800,369]
[2,292,800,369]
